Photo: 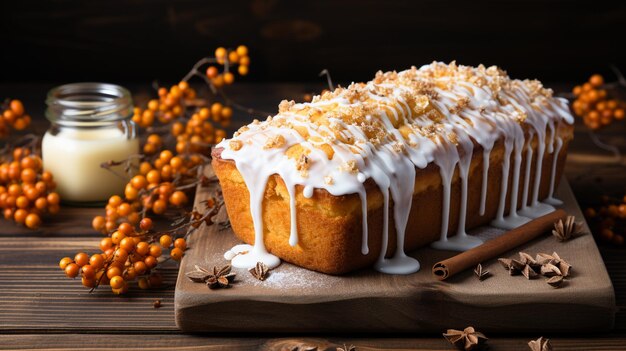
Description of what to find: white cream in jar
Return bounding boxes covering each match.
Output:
[42,83,139,204]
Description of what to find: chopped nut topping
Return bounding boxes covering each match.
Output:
[340,160,359,174]
[324,175,334,185]
[229,140,243,151]
[263,135,286,149]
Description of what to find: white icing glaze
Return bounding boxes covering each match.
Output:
[218,62,573,273]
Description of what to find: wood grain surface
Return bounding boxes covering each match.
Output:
[0,83,626,350]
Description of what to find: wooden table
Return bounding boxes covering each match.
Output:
[1,83,625,350]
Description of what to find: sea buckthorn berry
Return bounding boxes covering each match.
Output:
[144,255,158,269]
[159,150,173,163]
[74,252,89,267]
[109,275,124,289]
[119,237,136,252]
[10,99,25,116]
[138,277,150,289]
[21,168,36,183]
[174,238,187,250]
[100,237,113,251]
[139,217,153,231]
[238,65,249,76]
[133,261,147,275]
[25,213,41,229]
[135,241,150,256]
[118,222,134,236]
[107,266,123,280]
[589,74,604,87]
[65,263,80,278]
[159,234,173,248]
[223,72,235,85]
[146,170,161,185]
[169,191,188,206]
[89,254,104,269]
[14,209,28,224]
[117,202,132,216]
[111,231,126,245]
[236,45,248,57]
[108,195,122,207]
[81,264,95,279]
[149,244,162,257]
[170,247,184,261]
[59,257,73,270]
[215,47,227,59]
[152,199,167,214]
[206,66,219,79]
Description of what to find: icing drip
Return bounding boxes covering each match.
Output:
[545,135,564,206]
[218,62,574,274]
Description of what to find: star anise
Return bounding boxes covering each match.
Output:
[337,344,356,351]
[498,258,525,275]
[528,336,552,351]
[474,263,489,281]
[552,215,583,242]
[443,326,488,350]
[519,252,540,269]
[546,276,564,288]
[522,264,538,279]
[249,262,270,281]
[185,264,236,289]
[536,252,571,277]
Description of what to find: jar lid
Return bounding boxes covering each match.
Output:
[46,83,133,127]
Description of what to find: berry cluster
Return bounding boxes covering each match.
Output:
[572,74,626,130]
[584,195,626,246]
[132,81,198,128]
[61,218,186,294]
[171,105,229,155]
[206,45,250,88]
[0,148,60,229]
[93,149,205,233]
[1,100,31,137]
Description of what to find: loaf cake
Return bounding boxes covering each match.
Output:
[212,62,574,275]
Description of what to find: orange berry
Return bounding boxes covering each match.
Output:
[212,75,224,88]
[100,237,113,251]
[25,213,41,229]
[146,170,161,184]
[74,252,90,267]
[149,244,162,257]
[206,66,219,79]
[236,45,248,57]
[16,195,29,209]
[135,241,150,256]
[133,261,147,275]
[118,222,133,235]
[20,168,36,183]
[238,65,249,76]
[159,150,173,163]
[139,217,153,231]
[228,51,239,63]
[108,195,122,207]
[117,202,132,217]
[89,254,104,269]
[109,275,125,289]
[90,216,104,232]
[81,264,96,279]
[65,263,80,278]
[13,209,28,224]
[144,255,158,269]
[169,191,188,206]
[111,230,126,245]
[131,175,148,189]
[615,109,625,120]
[178,81,189,91]
[119,237,135,252]
[107,266,123,280]
[223,72,235,85]
[158,234,172,248]
[174,238,187,250]
[215,47,227,59]
[82,276,96,288]
[170,247,184,261]
[138,277,150,289]
[59,257,73,270]
[589,74,604,87]
[152,199,167,214]
[10,99,25,116]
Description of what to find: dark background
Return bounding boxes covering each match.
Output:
[1,0,625,86]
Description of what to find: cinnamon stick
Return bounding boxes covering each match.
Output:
[432,209,567,281]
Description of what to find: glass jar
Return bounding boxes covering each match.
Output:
[42,83,139,204]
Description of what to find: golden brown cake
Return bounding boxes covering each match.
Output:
[212,62,575,275]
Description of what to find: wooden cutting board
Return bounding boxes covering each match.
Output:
[175,166,616,333]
